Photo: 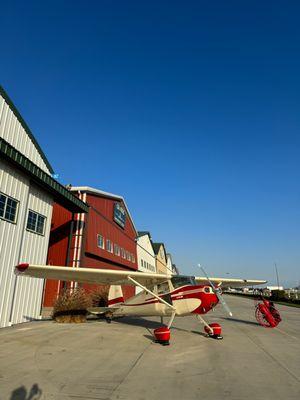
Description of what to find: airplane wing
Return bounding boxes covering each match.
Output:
[195,276,267,288]
[15,264,170,287]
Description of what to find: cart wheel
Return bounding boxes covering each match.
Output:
[255,307,272,328]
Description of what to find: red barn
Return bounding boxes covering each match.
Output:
[43,186,137,307]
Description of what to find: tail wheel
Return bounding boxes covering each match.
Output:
[255,306,273,328]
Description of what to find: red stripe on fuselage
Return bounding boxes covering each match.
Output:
[108,296,124,306]
[123,285,218,313]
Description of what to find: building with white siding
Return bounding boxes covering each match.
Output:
[166,253,174,276]
[0,86,88,328]
[136,231,156,273]
[136,232,156,294]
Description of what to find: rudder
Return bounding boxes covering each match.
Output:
[108,285,124,307]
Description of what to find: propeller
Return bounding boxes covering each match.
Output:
[198,264,233,317]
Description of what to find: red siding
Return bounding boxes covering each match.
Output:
[80,256,135,300]
[84,194,137,271]
[43,192,137,307]
[44,203,72,307]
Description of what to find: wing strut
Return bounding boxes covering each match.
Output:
[128,277,176,311]
[196,315,214,335]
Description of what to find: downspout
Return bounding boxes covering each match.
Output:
[63,212,75,290]
[75,192,86,288]
[71,191,81,289]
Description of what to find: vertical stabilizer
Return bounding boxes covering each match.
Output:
[108,285,124,307]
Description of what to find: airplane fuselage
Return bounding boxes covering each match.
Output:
[112,284,219,318]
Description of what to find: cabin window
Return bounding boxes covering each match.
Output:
[26,210,46,235]
[0,192,19,223]
[157,281,170,294]
[171,276,196,289]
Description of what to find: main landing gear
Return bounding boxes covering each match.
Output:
[154,326,171,345]
[104,311,113,323]
[154,312,176,345]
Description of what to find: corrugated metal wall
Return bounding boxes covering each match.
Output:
[10,184,52,325]
[0,93,50,173]
[0,88,55,327]
[0,160,30,327]
[0,160,53,327]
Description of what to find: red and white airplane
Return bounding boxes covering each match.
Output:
[15,263,266,340]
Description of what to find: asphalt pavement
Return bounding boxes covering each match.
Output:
[0,295,299,400]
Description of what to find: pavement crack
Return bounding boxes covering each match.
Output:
[240,326,300,383]
[108,342,152,399]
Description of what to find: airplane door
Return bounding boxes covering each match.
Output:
[157,281,173,315]
[161,293,173,305]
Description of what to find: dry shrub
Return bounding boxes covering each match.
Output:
[89,285,109,307]
[52,288,92,321]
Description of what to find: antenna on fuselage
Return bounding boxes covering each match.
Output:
[198,264,233,317]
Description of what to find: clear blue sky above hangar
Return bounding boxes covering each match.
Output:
[1,1,299,287]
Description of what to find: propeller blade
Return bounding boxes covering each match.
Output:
[215,291,233,317]
[198,264,233,317]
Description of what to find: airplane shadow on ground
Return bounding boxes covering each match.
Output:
[219,317,260,326]
[10,384,42,400]
[114,317,208,339]
[113,316,163,329]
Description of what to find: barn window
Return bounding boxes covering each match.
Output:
[26,210,46,235]
[106,239,113,253]
[97,234,104,249]
[0,193,19,223]
[114,243,120,256]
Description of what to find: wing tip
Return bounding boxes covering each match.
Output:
[15,263,29,273]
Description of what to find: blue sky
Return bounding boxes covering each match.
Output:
[1,1,300,286]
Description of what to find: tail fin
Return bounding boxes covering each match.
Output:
[108,285,124,307]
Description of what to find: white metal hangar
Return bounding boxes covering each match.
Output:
[0,86,88,328]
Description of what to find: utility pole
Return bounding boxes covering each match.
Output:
[274,262,280,290]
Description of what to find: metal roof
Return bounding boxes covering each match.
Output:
[0,85,54,174]
[70,186,137,233]
[152,242,167,257]
[0,138,89,213]
[137,231,152,238]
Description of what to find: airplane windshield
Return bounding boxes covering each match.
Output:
[171,276,196,289]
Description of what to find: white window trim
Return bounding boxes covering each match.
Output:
[106,239,113,253]
[97,234,105,249]
[114,243,120,256]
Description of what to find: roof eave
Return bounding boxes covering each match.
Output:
[0,138,88,214]
[70,186,137,234]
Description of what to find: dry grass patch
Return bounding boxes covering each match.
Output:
[52,288,92,323]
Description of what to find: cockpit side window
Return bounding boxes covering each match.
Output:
[157,281,171,294]
[171,276,196,289]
